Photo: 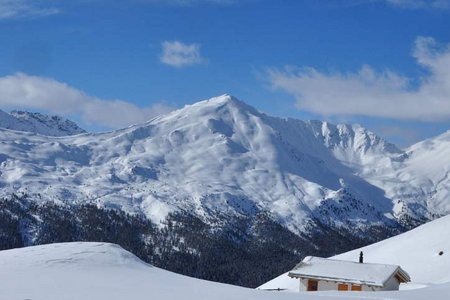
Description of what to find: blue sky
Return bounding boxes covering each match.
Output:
[0,0,450,146]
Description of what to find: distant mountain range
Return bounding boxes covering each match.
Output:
[0,109,86,136]
[0,95,449,286]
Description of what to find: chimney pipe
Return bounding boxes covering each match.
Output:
[359,251,364,263]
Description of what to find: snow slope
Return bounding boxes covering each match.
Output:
[385,131,450,218]
[259,214,450,291]
[0,241,449,300]
[0,109,85,136]
[0,95,449,236]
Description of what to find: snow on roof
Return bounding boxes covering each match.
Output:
[288,256,410,287]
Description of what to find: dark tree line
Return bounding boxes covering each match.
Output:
[0,194,416,287]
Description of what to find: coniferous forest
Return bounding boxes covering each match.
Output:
[0,194,412,287]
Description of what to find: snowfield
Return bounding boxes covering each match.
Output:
[1,216,450,300]
[259,214,450,293]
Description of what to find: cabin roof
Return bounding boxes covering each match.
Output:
[288,256,411,287]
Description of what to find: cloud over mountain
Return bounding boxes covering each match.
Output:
[266,37,450,122]
[0,73,174,129]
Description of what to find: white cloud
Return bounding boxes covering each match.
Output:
[0,73,174,128]
[266,37,450,122]
[0,0,59,20]
[160,41,205,68]
[384,0,450,10]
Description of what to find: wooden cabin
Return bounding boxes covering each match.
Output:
[288,255,410,292]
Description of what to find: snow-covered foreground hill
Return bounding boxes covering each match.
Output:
[259,214,450,291]
[0,241,449,300]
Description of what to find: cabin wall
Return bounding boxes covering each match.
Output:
[299,278,308,291]
[381,276,400,291]
[298,278,381,292]
[362,285,380,291]
[319,281,338,291]
[299,279,349,291]
[300,279,338,291]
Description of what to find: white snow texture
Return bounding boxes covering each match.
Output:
[0,95,449,234]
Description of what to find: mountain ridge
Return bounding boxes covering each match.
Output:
[0,95,448,233]
[0,109,86,137]
[1,94,448,287]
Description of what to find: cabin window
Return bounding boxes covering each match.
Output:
[338,283,349,291]
[351,285,362,291]
[307,280,318,291]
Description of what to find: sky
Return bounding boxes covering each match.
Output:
[0,0,450,147]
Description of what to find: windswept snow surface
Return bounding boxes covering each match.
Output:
[259,214,450,291]
[0,242,449,300]
[0,95,449,234]
[0,109,86,136]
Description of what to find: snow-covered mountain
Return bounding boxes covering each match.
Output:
[1,94,449,287]
[0,95,447,232]
[0,109,86,136]
[378,131,450,220]
[259,214,450,291]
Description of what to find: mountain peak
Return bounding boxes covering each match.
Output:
[192,94,254,111]
[206,93,238,103]
[1,95,446,240]
[0,109,86,136]
[154,94,262,128]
